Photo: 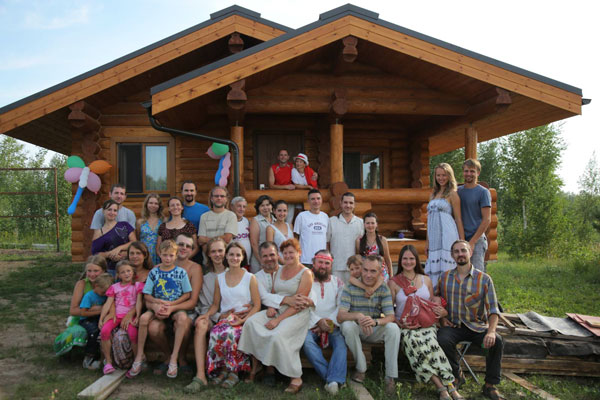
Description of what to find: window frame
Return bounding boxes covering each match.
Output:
[343,148,386,189]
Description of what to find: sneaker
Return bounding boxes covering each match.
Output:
[325,382,339,395]
[82,355,94,369]
[88,360,102,370]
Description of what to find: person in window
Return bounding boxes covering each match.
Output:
[268,149,295,190]
[90,183,136,230]
[291,153,318,189]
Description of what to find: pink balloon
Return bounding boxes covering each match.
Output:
[220,153,231,180]
[206,147,220,159]
[219,176,228,187]
[64,167,82,183]
[87,173,102,193]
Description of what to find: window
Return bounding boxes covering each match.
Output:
[344,152,382,189]
[112,136,174,195]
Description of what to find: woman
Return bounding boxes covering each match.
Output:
[266,200,294,264]
[127,241,153,283]
[185,238,228,392]
[356,212,393,280]
[389,246,463,400]
[203,242,260,388]
[231,196,252,263]
[425,163,464,290]
[68,255,108,321]
[291,153,318,189]
[91,200,136,276]
[249,195,274,273]
[238,238,313,394]
[157,197,198,259]
[137,194,163,265]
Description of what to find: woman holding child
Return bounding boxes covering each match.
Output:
[389,245,463,400]
[157,197,198,259]
[239,238,313,394]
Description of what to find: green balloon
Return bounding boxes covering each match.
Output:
[67,155,85,168]
[212,143,229,156]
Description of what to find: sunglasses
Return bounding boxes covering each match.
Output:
[177,242,193,249]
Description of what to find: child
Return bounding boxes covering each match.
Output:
[347,254,385,298]
[79,273,113,369]
[127,240,192,379]
[99,260,144,374]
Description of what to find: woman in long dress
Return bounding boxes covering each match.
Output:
[238,238,313,394]
[425,163,464,290]
[137,194,163,266]
[249,195,274,272]
[389,245,464,400]
[266,200,294,265]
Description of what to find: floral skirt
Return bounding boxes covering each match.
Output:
[206,319,250,374]
[401,326,454,385]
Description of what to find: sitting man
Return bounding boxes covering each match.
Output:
[437,240,504,400]
[338,255,400,396]
[303,249,346,395]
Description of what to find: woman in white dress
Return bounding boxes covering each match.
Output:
[266,200,294,265]
[238,238,313,394]
[425,163,465,291]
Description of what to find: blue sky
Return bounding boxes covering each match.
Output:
[1,0,597,192]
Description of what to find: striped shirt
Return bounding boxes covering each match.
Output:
[339,283,394,318]
[438,266,500,333]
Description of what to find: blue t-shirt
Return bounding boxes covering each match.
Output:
[79,290,107,320]
[458,184,491,240]
[183,203,210,231]
[143,266,192,302]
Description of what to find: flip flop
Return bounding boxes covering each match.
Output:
[166,362,178,379]
[221,372,239,389]
[103,363,115,375]
[126,361,143,379]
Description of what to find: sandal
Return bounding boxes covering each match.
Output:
[482,384,506,400]
[437,386,451,400]
[126,361,143,378]
[103,363,116,375]
[211,370,228,385]
[184,376,208,393]
[166,362,178,379]
[284,382,302,394]
[221,372,240,389]
[448,386,465,400]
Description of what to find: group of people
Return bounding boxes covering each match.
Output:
[61,152,504,400]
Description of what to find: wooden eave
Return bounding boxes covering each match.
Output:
[151,5,582,148]
[0,7,289,140]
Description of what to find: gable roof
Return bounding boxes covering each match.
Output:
[0,5,289,136]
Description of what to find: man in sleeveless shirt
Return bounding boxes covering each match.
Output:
[268,149,295,190]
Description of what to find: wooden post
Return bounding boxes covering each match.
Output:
[230,125,244,184]
[465,126,478,160]
[330,123,344,183]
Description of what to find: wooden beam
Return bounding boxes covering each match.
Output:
[227,80,246,124]
[333,36,358,75]
[77,369,126,400]
[330,88,348,120]
[228,32,244,53]
[503,372,561,400]
[465,126,477,160]
[230,125,244,183]
[330,123,344,183]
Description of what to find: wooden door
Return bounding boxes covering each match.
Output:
[254,131,304,188]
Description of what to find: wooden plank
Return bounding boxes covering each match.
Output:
[465,355,600,377]
[77,369,126,400]
[349,380,375,400]
[503,372,561,400]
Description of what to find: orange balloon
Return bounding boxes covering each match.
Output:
[89,160,112,174]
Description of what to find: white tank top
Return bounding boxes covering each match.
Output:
[218,270,252,313]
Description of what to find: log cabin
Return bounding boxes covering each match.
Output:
[0,4,584,263]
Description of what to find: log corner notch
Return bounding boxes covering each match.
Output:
[329,88,348,122]
[228,33,244,54]
[227,79,246,125]
[333,36,358,75]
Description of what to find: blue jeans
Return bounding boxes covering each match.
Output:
[303,328,347,384]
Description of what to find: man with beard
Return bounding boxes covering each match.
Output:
[458,159,491,272]
[181,181,209,263]
[146,233,202,375]
[302,249,346,395]
[437,240,504,400]
[197,186,237,255]
[337,255,400,396]
[90,183,136,229]
[327,192,363,284]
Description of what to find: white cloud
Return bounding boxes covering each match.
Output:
[0,54,51,71]
[24,4,90,30]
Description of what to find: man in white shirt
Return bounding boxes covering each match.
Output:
[327,192,363,284]
[89,183,136,229]
[294,189,329,269]
[303,250,346,395]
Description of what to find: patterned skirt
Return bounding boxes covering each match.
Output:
[401,326,454,385]
[206,319,250,374]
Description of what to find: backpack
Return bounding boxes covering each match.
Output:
[111,327,134,369]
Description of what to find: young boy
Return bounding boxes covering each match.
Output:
[128,240,192,379]
[79,273,112,369]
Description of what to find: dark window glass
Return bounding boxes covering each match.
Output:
[118,144,143,193]
[344,152,362,189]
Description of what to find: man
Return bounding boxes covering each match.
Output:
[338,255,400,396]
[268,149,295,190]
[181,181,209,232]
[302,250,346,395]
[90,183,136,229]
[327,192,363,284]
[294,189,329,269]
[146,233,202,375]
[437,240,504,400]
[458,159,491,271]
[197,186,237,254]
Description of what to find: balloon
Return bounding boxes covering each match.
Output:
[67,155,85,168]
[220,153,231,181]
[87,173,102,193]
[212,142,229,156]
[214,156,225,185]
[219,175,228,187]
[206,147,220,160]
[89,160,112,174]
[64,167,82,183]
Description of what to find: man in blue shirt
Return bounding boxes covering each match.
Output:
[457,159,491,272]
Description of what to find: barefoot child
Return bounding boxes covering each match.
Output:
[79,273,113,369]
[347,255,385,298]
[127,240,192,379]
[99,260,144,374]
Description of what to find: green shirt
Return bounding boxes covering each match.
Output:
[339,283,394,318]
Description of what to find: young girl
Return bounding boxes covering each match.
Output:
[356,213,393,280]
[99,260,144,374]
[347,254,385,297]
